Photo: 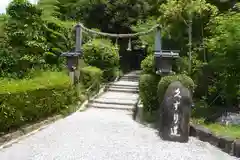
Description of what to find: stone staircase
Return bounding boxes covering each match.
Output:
[87,71,140,111]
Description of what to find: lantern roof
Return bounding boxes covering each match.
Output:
[61,51,81,57]
[155,50,179,58]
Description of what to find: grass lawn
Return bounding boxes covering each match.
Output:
[191,118,240,139]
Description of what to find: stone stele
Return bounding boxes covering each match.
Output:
[158,81,193,143]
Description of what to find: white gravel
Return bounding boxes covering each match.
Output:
[0,108,237,160]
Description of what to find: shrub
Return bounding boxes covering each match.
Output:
[104,67,121,81]
[82,38,120,81]
[0,71,78,132]
[139,74,160,112]
[80,66,103,90]
[157,74,195,103]
[141,54,155,74]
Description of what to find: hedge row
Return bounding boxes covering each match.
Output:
[140,54,155,74]
[139,74,160,112]
[0,72,78,132]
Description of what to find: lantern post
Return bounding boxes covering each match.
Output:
[154,26,179,75]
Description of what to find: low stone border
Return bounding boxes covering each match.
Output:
[0,81,109,150]
[190,124,240,157]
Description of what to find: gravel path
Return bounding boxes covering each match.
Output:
[0,108,237,160]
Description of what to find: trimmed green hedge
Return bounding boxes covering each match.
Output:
[141,54,155,74]
[82,38,120,81]
[80,66,103,89]
[0,72,78,132]
[139,74,160,112]
[157,74,195,103]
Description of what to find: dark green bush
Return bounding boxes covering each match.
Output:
[0,72,78,132]
[141,54,155,74]
[104,67,121,81]
[157,74,195,103]
[139,74,160,112]
[80,66,103,90]
[82,38,120,81]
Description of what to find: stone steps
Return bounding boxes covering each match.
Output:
[108,84,138,89]
[120,76,139,80]
[107,86,139,92]
[108,85,138,89]
[87,103,133,111]
[99,91,139,99]
[90,98,137,106]
[108,88,139,93]
[112,81,138,87]
[87,70,140,111]
[121,78,139,80]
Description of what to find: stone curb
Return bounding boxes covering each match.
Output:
[190,124,240,158]
[0,80,111,150]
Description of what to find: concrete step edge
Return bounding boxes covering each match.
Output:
[90,100,136,106]
[108,89,139,93]
[108,86,138,90]
[109,84,139,88]
[87,104,133,111]
[108,87,139,90]
[120,76,139,78]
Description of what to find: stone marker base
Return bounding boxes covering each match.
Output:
[160,129,189,143]
[133,98,190,143]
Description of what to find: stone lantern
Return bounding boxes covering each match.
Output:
[61,23,82,84]
[154,27,179,75]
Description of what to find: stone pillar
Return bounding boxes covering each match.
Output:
[75,23,82,54]
[74,23,82,85]
[159,81,192,143]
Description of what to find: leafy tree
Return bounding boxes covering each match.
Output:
[0,0,72,76]
[159,0,218,73]
[37,0,75,65]
[205,10,240,107]
[0,14,8,39]
[4,0,47,70]
[57,0,151,34]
